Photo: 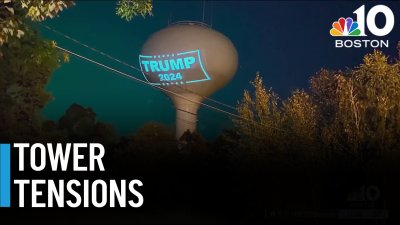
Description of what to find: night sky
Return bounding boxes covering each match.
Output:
[40,1,400,140]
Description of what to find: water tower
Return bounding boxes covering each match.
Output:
[139,21,238,138]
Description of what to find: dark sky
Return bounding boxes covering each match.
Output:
[41,1,400,140]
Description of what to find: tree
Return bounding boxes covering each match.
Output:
[0,0,74,47]
[0,0,153,140]
[42,103,119,145]
[116,0,152,22]
[309,50,400,160]
[236,47,400,162]
[353,50,400,155]
[1,0,153,47]
[235,73,320,161]
[0,28,61,141]
[281,90,319,159]
[234,73,283,156]
[178,130,208,156]
[113,122,177,171]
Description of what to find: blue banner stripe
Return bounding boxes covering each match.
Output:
[0,144,11,207]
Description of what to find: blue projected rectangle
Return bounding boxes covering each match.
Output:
[0,144,11,207]
[139,49,211,86]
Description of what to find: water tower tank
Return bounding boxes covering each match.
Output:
[139,21,238,138]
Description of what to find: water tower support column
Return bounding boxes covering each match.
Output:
[171,94,203,139]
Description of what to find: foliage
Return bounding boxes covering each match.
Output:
[20,0,74,21]
[234,73,283,155]
[42,104,119,145]
[133,122,176,151]
[0,0,74,46]
[1,0,153,47]
[116,0,152,22]
[281,89,318,159]
[235,48,400,162]
[0,28,61,140]
[114,122,177,171]
[1,0,25,47]
[0,0,153,141]
[311,50,400,159]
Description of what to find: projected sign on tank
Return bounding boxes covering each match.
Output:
[139,50,211,86]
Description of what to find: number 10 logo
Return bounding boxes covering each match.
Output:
[330,5,395,37]
[354,5,394,36]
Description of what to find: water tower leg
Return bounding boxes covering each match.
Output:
[171,94,203,139]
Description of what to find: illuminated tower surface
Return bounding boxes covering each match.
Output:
[139,21,238,138]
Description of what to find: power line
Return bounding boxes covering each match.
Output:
[55,45,286,133]
[41,23,287,133]
[210,1,214,27]
[56,45,239,118]
[41,24,237,112]
[202,0,206,22]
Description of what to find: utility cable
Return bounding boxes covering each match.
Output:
[41,24,237,111]
[55,45,287,133]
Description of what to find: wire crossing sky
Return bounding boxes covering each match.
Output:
[55,45,287,134]
[41,24,237,112]
[40,1,400,140]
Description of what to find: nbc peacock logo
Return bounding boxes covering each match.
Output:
[330,5,395,48]
[330,17,361,36]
